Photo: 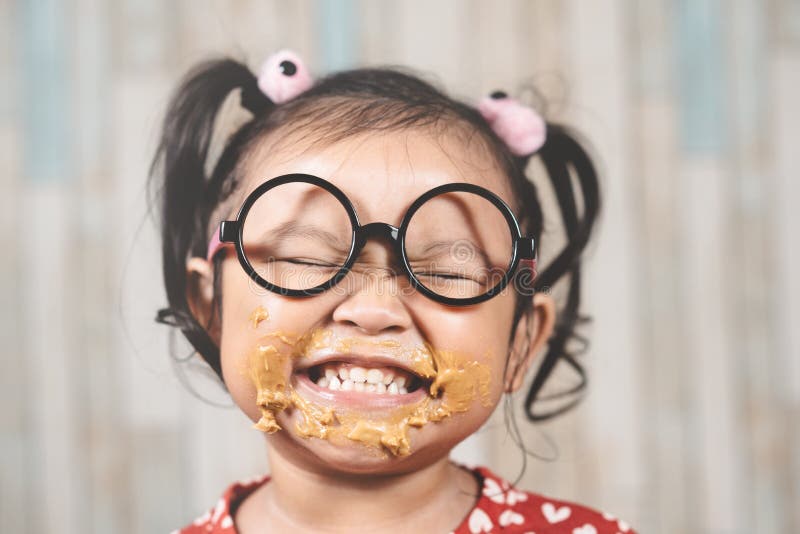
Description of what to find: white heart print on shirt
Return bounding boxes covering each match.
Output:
[573,524,597,534]
[541,502,572,523]
[482,477,529,506]
[498,509,525,527]
[505,488,528,506]
[482,477,506,505]
[468,507,493,533]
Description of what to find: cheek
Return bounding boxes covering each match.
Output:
[413,293,516,399]
[216,262,333,423]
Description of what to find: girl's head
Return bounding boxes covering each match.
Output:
[150,51,598,474]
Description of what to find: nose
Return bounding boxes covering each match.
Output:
[331,224,412,335]
[331,271,413,334]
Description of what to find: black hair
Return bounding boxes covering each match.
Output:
[148,56,600,424]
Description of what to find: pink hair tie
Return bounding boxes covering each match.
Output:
[477,91,547,156]
[256,49,313,104]
[206,230,223,262]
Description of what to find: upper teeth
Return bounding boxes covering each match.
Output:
[314,363,410,394]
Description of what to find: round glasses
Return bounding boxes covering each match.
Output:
[206,173,537,306]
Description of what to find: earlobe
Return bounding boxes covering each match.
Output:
[186,257,218,338]
[504,292,557,393]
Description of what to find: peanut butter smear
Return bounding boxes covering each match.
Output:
[242,308,493,457]
[248,306,270,329]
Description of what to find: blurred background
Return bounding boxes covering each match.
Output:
[2,1,799,533]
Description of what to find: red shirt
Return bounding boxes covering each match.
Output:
[174,464,637,533]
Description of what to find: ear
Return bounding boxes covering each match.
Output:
[186,257,221,346]
[504,292,556,393]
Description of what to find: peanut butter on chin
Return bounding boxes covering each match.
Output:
[243,315,493,458]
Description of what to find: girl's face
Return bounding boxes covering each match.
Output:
[189,127,554,475]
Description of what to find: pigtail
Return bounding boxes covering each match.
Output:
[524,124,600,421]
[148,58,270,377]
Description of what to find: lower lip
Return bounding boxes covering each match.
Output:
[292,372,430,409]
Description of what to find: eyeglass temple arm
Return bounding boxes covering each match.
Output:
[205,221,239,262]
[517,236,537,270]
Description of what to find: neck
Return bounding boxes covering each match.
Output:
[257,442,478,533]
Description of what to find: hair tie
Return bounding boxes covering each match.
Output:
[478,91,547,156]
[256,49,313,104]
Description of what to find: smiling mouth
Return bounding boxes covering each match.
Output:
[249,337,493,456]
[295,360,433,397]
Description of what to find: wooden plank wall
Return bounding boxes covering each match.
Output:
[2,1,797,533]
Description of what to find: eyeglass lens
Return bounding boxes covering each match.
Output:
[404,190,513,299]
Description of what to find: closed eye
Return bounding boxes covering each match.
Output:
[275,258,340,268]
[413,271,479,282]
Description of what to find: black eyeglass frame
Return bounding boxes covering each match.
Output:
[215,173,537,306]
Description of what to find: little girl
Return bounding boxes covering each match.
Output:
[151,49,636,534]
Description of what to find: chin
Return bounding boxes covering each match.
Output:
[269,408,475,477]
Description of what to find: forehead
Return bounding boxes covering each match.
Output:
[236,128,513,225]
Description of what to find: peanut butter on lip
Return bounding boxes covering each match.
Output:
[244,307,493,457]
